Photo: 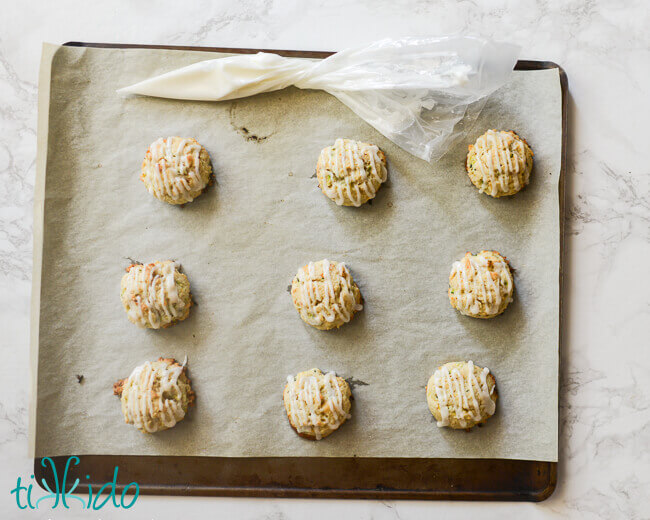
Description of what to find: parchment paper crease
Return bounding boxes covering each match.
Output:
[33,45,560,461]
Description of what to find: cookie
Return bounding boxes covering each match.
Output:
[283,368,352,440]
[113,357,195,434]
[448,251,513,318]
[291,259,363,330]
[466,130,533,197]
[120,260,192,329]
[426,361,497,430]
[316,138,387,206]
[141,137,213,204]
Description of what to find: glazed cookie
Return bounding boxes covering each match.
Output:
[141,137,213,204]
[121,260,192,329]
[426,361,497,430]
[316,138,388,207]
[283,368,352,440]
[448,251,513,319]
[291,259,363,330]
[113,357,195,434]
[466,129,533,197]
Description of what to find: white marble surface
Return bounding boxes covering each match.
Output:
[1,0,648,518]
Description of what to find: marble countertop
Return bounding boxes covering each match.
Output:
[1,0,648,518]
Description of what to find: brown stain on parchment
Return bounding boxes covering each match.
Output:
[229,103,273,143]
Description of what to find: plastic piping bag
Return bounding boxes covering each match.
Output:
[118,37,520,162]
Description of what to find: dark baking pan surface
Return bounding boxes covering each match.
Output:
[35,42,567,501]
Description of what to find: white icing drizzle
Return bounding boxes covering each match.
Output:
[472,130,529,196]
[450,252,513,317]
[295,259,363,327]
[123,360,186,433]
[122,261,185,329]
[432,361,496,428]
[285,370,350,440]
[146,137,205,201]
[319,138,387,207]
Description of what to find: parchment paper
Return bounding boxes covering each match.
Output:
[33,45,560,461]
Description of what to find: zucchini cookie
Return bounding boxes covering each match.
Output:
[141,137,213,204]
[449,251,513,319]
[121,260,192,329]
[466,129,533,197]
[283,368,352,440]
[291,259,363,330]
[316,138,388,207]
[113,357,195,434]
[426,361,497,430]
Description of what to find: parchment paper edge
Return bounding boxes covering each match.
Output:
[28,43,60,458]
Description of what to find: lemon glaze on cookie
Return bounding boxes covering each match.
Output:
[291,259,363,330]
[121,261,191,329]
[284,369,351,440]
[141,137,211,204]
[117,358,194,434]
[466,129,533,197]
[317,138,387,207]
[449,251,513,318]
[427,361,497,429]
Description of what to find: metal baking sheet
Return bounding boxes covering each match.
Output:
[33,42,566,500]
